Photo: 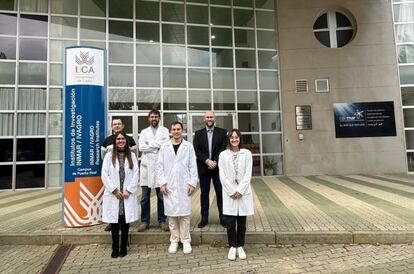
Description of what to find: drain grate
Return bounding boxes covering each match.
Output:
[41,244,74,274]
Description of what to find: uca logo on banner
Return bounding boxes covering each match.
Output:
[66,47,104,86]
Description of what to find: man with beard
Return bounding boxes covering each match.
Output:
[137,110,170,232]
[193,111,227,228]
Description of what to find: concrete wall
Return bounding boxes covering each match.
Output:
[277,0,407,175]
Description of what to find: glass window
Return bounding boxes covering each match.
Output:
[17,138,45,161]
[0,139,12,159]
[189,90,211,110]
[80,0,106,17]
[0,1,17,11]
[234,9,254,28]
[50,16,77,38]
[49,88,63,110]
[0,13,17,35]
[137,89,161,110]
[49,113,62,135]
[237,90,258,110]
[188,68,210,88]
[109,0,133,19]
[0,114,13,136]
[136,0,159,21]
[233,0,253,8]
[211,28,232,47]
[211,0,231,5]
[236,70,256,89]
[80,18,106,40]
[50,64,62,86]
[19,0,47,13]
[395,24,414,43]
[137,22,159,43]
[210,7,231,26]
[19,38,47,61]
[256,0,274,9]
[260,91,280,110]
[51,0,78,15]
[261,112,281,131]
[398,45,414,64]
[19,63,47,85]
[214,90,235,110]
[314,32,330,47]
[256,10,275,29]
[259,71,278,90]
[163,45,185,66]
[17,114,46,135]
[213,69,234,89]
[235,29,255,48]
[263,155,282,176]
[188,0,208,3]
[188,26,209,45]
[109,89,134,110]
[0,37,16,59]
[18,88,46,110]
[79,40,106,49]
[212,48,233,67]
[163,89,186,110]
[109,66,134,87]
[235,49,255,68]
[262,133,282,153]
[258,51,277,69]
[109,20,133,41]
[50,40,76,62]
[48,163,62,187]
[0,88,14,110]
[314,13,328,29]
[0,62,16,84]
[162,24,185,44]
[408,152,414,172]
[403,108,414,128]
[188,47,209,67]
[136,67,160,87]
[239,112,259,132]
[20,14,48,36]
[162,3,184,22]
[400,65,414,85]
[163,113,187,132]
[137,44,160,65]
[313,11,355,48]
[163,68,186,88]
[0,166,12,190]
[257,30,276,49]
[109,42,133,64]
[16,164,45,188]
[187,5,208,24]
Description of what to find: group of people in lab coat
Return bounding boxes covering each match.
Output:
[100,110,254,261]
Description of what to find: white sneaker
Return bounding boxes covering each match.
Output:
[237,247,246,259]
[168,242,178,254]
[183,242,192,254]
[227,247,236,261]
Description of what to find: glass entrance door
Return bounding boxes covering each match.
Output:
[187,112,236,143]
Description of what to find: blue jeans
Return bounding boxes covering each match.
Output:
[140,186,166,224]
[199,172,223,222]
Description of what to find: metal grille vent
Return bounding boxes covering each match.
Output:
[315,79,329,92]
[295,79,308,93]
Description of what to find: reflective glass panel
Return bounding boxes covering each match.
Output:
[257,30,277,49]
[188,47,209,67]
[49,88,63,110]
[163,68,186,88]
[261,112,281,131]
[0,166,12,189]
[109,0,133,19]
[233,0,253,8]
[109,89,134,110]
[16,164,45,188]
[17,114,46,135]
[187,5,208,24]
[19,38,47,61]
[0,13,17,35]
[212,48,233,67]
[17,138,45,161]
[0,88,14,110]
[163,113,187,132]
[263,155,282,176]
[213,69,234,89]
[19,63,47,85]
[163,45,185,66]
[0,37,16,59]
[211,28,232,47]
[109,66,134,87]
[234,9,254,27]
[136,44,160,65]
[235,29,255,48]
[0,1,17,11]
[49,113,62,135]
[81,0,106,17]
[51,0,77,15]
[188,69,210,88]
[136,0,159,21]
[50,40,76,62]
[109,42,133,64]
[50,64,62,85]
[211,0,231,5]
[0,140,12,160]
[400,65,414,85]
[48,163,62,187]
[0,114,13,136]
[188,26,208,45]
[237,90,258,110]
[163,89,186,110]
[256,10,275,29]
[403,108,414,128]
[136,67,160,87]
[80,18,106,40]
[109,20,133,41]
[50,16,77,38]
[211,7,231,26]
[213,90,235,110]
[398,45,414,64]
[236,70,256,89]
[262,133,282,153]
[137,22,159,43]
[395,24,414,43]
[260,91,280,110]
[407,131,414,150]
[20,15,48,36]
[162,24,185,44]
[258,51,277,69]
[137,89,161,110]
[0,62,15,84]
[79,40,106,49]
[162,3,184,22]
[236,49,256,68]
[238,112,259,132]
[189,90,211,110]
[256,0,275,9]
[259,71,278,90]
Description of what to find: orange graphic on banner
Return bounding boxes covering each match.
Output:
[64,176,104,227]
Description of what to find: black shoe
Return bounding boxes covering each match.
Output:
[120,249,127,257]
[198,219,208,228]
[111,250,119,258]
[104,224,112,232]
[220,220,226,228]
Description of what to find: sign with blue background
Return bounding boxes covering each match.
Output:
[333,101,396,138]
[63,46,107,227]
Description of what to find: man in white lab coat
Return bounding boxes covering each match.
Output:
[137,109,170,232]
[157,121,198,254]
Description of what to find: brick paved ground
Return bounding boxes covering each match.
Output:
[2,243,414,274]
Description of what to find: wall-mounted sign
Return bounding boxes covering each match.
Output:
[333,101,396,138]
[63,46,107,227]
[295,105,312,130]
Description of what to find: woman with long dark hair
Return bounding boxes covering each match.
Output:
[101,131,139,258]
[218,129,254,261]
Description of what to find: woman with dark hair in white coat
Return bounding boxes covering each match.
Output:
[218,129,254,261]
[101,131,139,258]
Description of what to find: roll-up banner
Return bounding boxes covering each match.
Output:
[63,46,107,227]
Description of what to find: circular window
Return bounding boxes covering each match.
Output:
[313,10,356,48]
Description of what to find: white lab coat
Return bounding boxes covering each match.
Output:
[139,126,170,188]
[218,149,254,216]
[156,139,198,216]
[101,152,139,223]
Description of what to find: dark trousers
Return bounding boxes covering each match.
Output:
[224,215,247,248]
[199,172,223,221]
[111,215,129,252]
[140,186,166,224]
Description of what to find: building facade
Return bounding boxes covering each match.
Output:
[0,0,411,190]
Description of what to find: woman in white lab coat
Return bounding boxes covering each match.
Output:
[101,131,139,258]
[218,129,254,261]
